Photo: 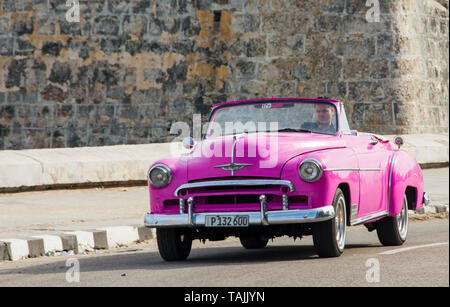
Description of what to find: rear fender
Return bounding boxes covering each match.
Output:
[389,151,424,215]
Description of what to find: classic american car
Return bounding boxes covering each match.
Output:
[144,97,429,260]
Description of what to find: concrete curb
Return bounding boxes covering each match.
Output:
[0,225,155,261]
[413,203,449,214]
[0,134,448,191]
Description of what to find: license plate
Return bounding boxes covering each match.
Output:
[205,215,249,227]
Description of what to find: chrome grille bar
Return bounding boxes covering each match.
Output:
[174,179,295,197]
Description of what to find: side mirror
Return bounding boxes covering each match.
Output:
[182,137,194,149]
[394,136,404,149]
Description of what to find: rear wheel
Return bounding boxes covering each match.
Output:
[376,194,408,246]
[156,228,192,261]
[240,235,269,249]
[312,188,347,257]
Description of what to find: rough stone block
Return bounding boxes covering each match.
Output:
[12,17,34,36]
[0,17,10,35]
[434,204,449,213]
[335,34,376,58]
[0,37,14,56]
[91,230,108,250]
[123,15,148,36]
[26,238,45,258]
[0,242,11,261]
[60,234,79,254]
[94,16,120,36]
[416,205,437,214]
[344,58,371,80]
[138,227,155,241]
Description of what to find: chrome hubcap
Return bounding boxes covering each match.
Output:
[335,196,347,251]
[397,196,408,240]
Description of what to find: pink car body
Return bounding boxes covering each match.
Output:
[145,98,428,259]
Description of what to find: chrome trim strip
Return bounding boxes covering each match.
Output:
[323,168,381,172]
[144,205,335,228]
[260,195,269,226]
[350,204,358,224]
[179,199,185,214]
[282,194,288,210]
[174,179,295,197]
[231,135,237,176]
[387,151,400,213]
[187,197,194,226]
[226,134,247,176]
[350,210,388,226]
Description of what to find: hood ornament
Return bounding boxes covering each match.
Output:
[214,162,253,175]
[214,134,252,175]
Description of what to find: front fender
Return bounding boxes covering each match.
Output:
[389,150,424,215]
[281,148,359,209]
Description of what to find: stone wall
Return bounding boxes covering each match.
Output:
[0,0,448,150]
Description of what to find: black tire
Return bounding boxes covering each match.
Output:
[156,228,192,261]
[240,235,269,249]
[312,188,347,258]
[376,195,408,246]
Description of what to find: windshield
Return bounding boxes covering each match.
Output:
[207,101,338,137]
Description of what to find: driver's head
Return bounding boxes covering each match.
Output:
[315,104,334,127]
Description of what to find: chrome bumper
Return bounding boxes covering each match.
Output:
[423,192,430,206]
[144,205,335,228]
[174,179,295,197]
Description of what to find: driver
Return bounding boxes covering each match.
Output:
[301,103,336,133]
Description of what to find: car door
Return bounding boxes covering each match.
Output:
[356,135,392,216]
[339,105,390,219]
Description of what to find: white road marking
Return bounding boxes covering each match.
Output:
[378,242,449,255]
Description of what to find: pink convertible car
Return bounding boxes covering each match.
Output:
[144,97,428,260]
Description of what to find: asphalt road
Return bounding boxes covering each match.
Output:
[0,219,447,287]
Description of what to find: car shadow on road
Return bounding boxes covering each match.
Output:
[0,242,377,278]
[188,244,319,263]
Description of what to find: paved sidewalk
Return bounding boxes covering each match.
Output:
[0,186,149,238]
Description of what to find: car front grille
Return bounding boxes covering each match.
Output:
[163,194,309,213]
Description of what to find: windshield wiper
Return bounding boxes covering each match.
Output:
[273,128,312,133]
[219,128,313,137]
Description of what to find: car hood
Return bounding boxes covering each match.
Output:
[186,133,345,181]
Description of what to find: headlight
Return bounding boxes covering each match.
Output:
[299,159,323,182]
[148,164,172,188]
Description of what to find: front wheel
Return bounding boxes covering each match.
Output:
[376,194,408,246]
[312,188,347,258]
[156,228,192,261]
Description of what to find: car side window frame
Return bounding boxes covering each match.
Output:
[339,103,352,135]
